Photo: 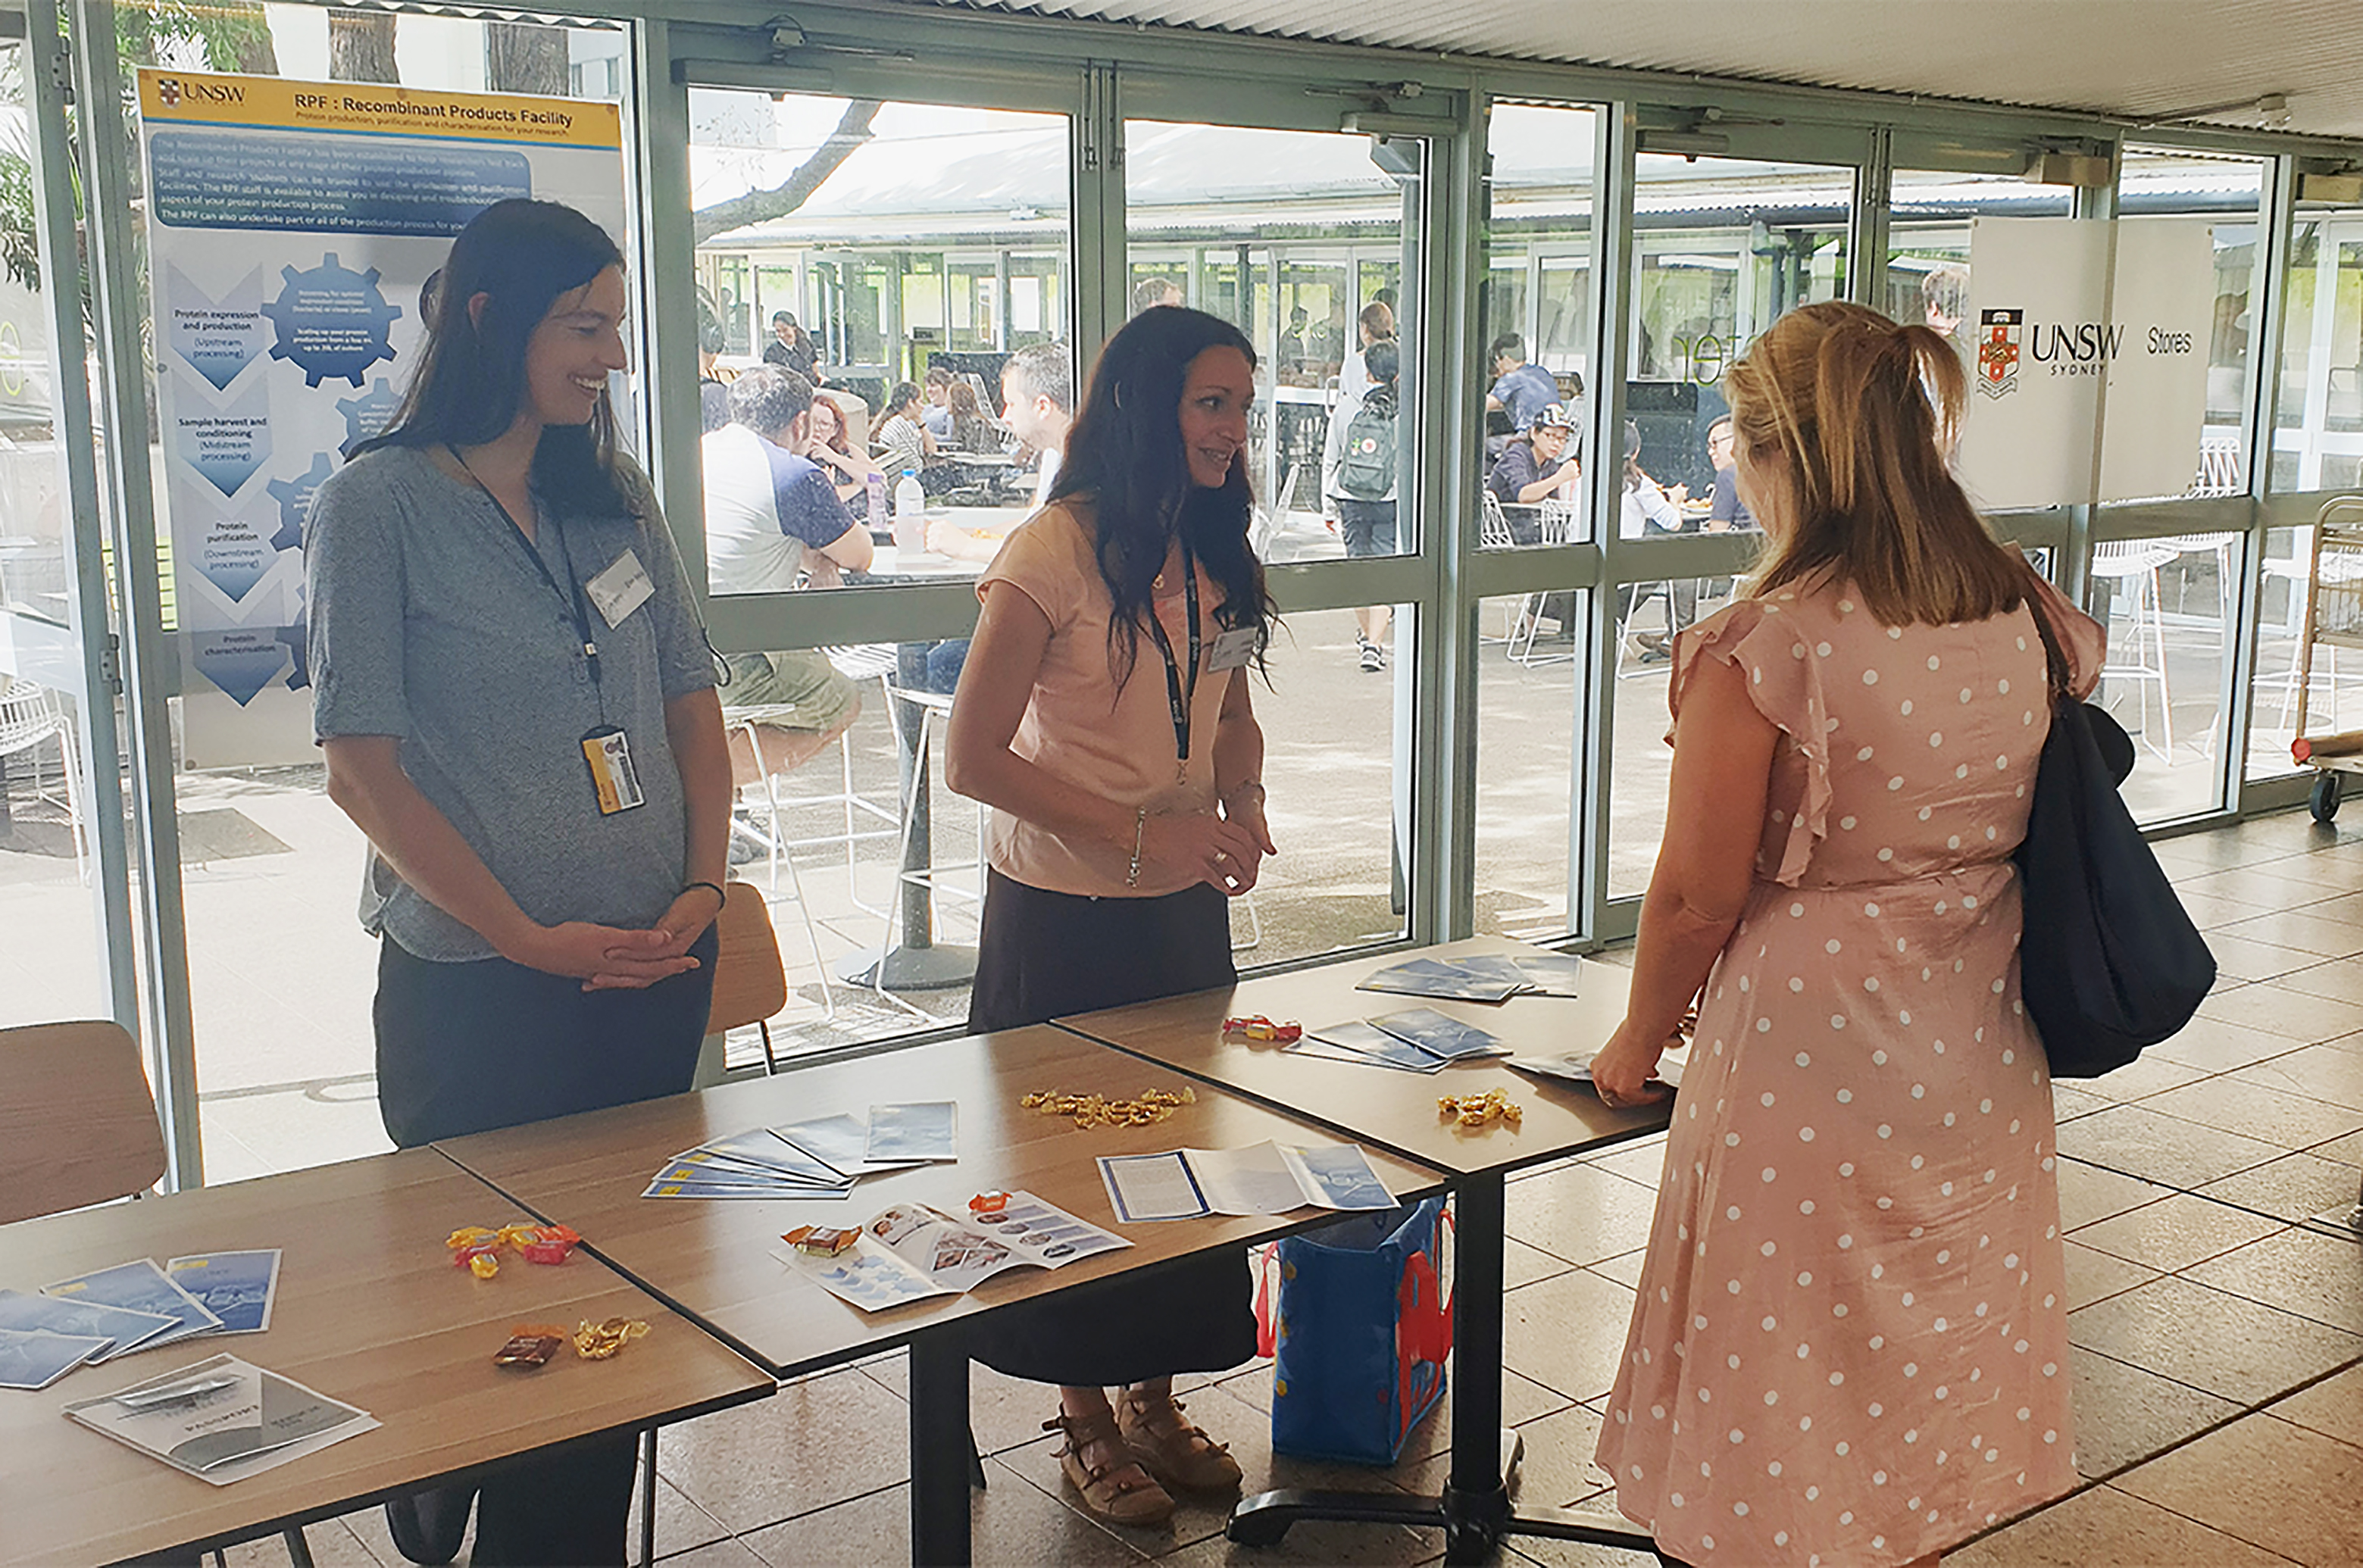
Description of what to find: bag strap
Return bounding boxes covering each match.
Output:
[2020,561,2074,704]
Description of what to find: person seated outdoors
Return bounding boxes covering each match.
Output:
[763,309,821,383]
[806,392,883,514]
[921,364,956,441]
[925,342,1074,567]
[1132,274,1184,314]
[1705,414,1755,533]
[874,380,938,479]
[1485,332,1562,435]
[1485,402,1582,638]
[701,367,870,779]
[1620,418,1693,662]
[944,376,1002,453]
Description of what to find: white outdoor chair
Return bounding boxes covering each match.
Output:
[0,678,85,880]
[2090,539,2181,757]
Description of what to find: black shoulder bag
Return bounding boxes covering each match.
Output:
[2013,578,2216,1077]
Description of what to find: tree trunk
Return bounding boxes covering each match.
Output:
[327,11,398,84]
[484,23,570,97]
[692,99,883,245]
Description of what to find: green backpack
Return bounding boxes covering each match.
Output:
[1336,388,1399,500]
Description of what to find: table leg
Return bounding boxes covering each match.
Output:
[1225,1173,1663,1563]
[910,1335,973,1566]
[840,648,975,991]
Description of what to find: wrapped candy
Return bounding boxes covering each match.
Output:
[1438,1089,1523,1129]
[1020,1085,1196,1129]
[1222,1014,1302,1043]
[573,1317,649,1360]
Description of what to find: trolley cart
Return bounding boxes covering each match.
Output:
[2291,495,2363,822]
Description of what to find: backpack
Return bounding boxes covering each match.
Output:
[1336,389,1398,500]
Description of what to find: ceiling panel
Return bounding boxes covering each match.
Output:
[882,0,2363,142]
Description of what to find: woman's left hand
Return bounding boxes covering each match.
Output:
[583,889,724,992]
[1217,798,1277,895]
[1589,1020,1675,1109]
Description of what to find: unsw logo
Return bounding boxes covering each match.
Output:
[155,77,183,107]
[1977,308,2022,399]
[154,77,244,108]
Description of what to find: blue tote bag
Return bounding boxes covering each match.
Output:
[1254,1196,1452,1466]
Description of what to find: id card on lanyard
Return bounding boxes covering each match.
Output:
[1142,544,1202,787]
[452,446,644,815]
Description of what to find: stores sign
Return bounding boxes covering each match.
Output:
[1957,217,2216,511]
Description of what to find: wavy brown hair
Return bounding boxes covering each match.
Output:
[1730,301,2027,626]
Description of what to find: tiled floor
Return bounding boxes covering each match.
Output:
[227,810,2363,1568]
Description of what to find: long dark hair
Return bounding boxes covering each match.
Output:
[1051,306,1274,686]
[355,199,632,518]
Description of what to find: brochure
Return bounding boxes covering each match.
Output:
[1367,1007,1512,1061]
[0,1288,178,1363]
[1505,1053,1686,1093]
[45,1260,223,1350]
[0,1328,111,1391]
[775,1113,926,1177]
[1357,956,1526,1003]
[63,1354,379,1485]
[779,1192,1128,1313]
[1506,953,1583,996]
[1097,1141,1398,1224]
[1298,1022,1453,1073]
[164,1251,281,1335]
[865,1102,959,1164]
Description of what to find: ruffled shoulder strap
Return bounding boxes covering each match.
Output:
[1666,593,1833,886]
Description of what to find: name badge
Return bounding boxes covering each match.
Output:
[1205,626,1258,673]
[586,548,654,629]
[581,726,646,815]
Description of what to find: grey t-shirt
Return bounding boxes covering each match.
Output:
[307,444,715,962]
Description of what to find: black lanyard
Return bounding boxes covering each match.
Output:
[1140,541,1202,773]
[449,446,603,695]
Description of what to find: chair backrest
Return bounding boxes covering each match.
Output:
[1536,497,1577,544]
[0,1020,167,1225]
[1479,489,1514,549]
[706,882,789,1035]
[0,679,65,757]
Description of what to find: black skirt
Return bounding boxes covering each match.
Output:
[966,867,1259,1388]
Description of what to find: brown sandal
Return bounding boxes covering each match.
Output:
[1117,1390,1242,1495]
[1044,1409,1175,1526]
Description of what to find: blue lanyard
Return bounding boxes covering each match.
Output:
[1141,541,1202,772]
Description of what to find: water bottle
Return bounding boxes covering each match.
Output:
[864,471,887,534]
[893,469,926,554]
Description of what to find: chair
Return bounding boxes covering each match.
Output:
[0,678,86,880]
[0,1022,317,1566]
[2090,539,2180,758]
[875,685,989,1003]
[707,882,794,1076]
[1478,491,1546,657]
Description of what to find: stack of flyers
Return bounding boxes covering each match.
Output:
[64,1354,378,1485]
[1099,1141,1398,1223]
[864,1102,958,1163]
[1286,1008,1512,1073]
[777,1192,1128,1313]
[643,1111,933,1200]
[1358,952,1580,1002]
[0,1252,287,1389]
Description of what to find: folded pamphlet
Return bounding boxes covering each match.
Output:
[1097,1140,1397,1224]
[64,1353,378,1485]
[778,1192,1128,1313]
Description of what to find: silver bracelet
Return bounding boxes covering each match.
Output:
[1125,806,1148,889]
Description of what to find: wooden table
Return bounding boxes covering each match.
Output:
[1055,937,1673,1565]
[436,1024,1440,1566]
[0,1148,769,1568]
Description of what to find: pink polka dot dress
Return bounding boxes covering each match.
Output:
[1595,580,2096,1567]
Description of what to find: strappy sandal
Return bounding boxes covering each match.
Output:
[1117,1388,1242,1495]
[1043,1408,1175,1526]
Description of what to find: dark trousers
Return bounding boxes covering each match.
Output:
[375,929,716,1566]
[965,868,1259,1387]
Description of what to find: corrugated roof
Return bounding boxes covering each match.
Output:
[880,0,2363,142]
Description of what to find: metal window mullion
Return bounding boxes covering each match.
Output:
[1075,63,1121,390]
[1855,126,1892,306]
[1414,102,1482,945]
[1577,102,1639,945]
[636,18,710,609]
[24,2,136,1032]
[2059,146,2124,609]
[2233,151,2305,812]
[70,0,202,1189]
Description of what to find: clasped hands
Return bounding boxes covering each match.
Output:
[1140,804,1276,895]
[511,887,722,992]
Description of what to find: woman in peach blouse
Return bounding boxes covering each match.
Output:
[946,306,1277,1529]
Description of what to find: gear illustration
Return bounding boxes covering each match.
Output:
[266,451,337,553]
[335,378,405,457]
[258,253,402,389]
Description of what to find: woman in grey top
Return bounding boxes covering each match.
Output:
[307,198,729,1567]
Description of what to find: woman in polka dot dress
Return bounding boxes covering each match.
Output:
[1590,301,2103,1568]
